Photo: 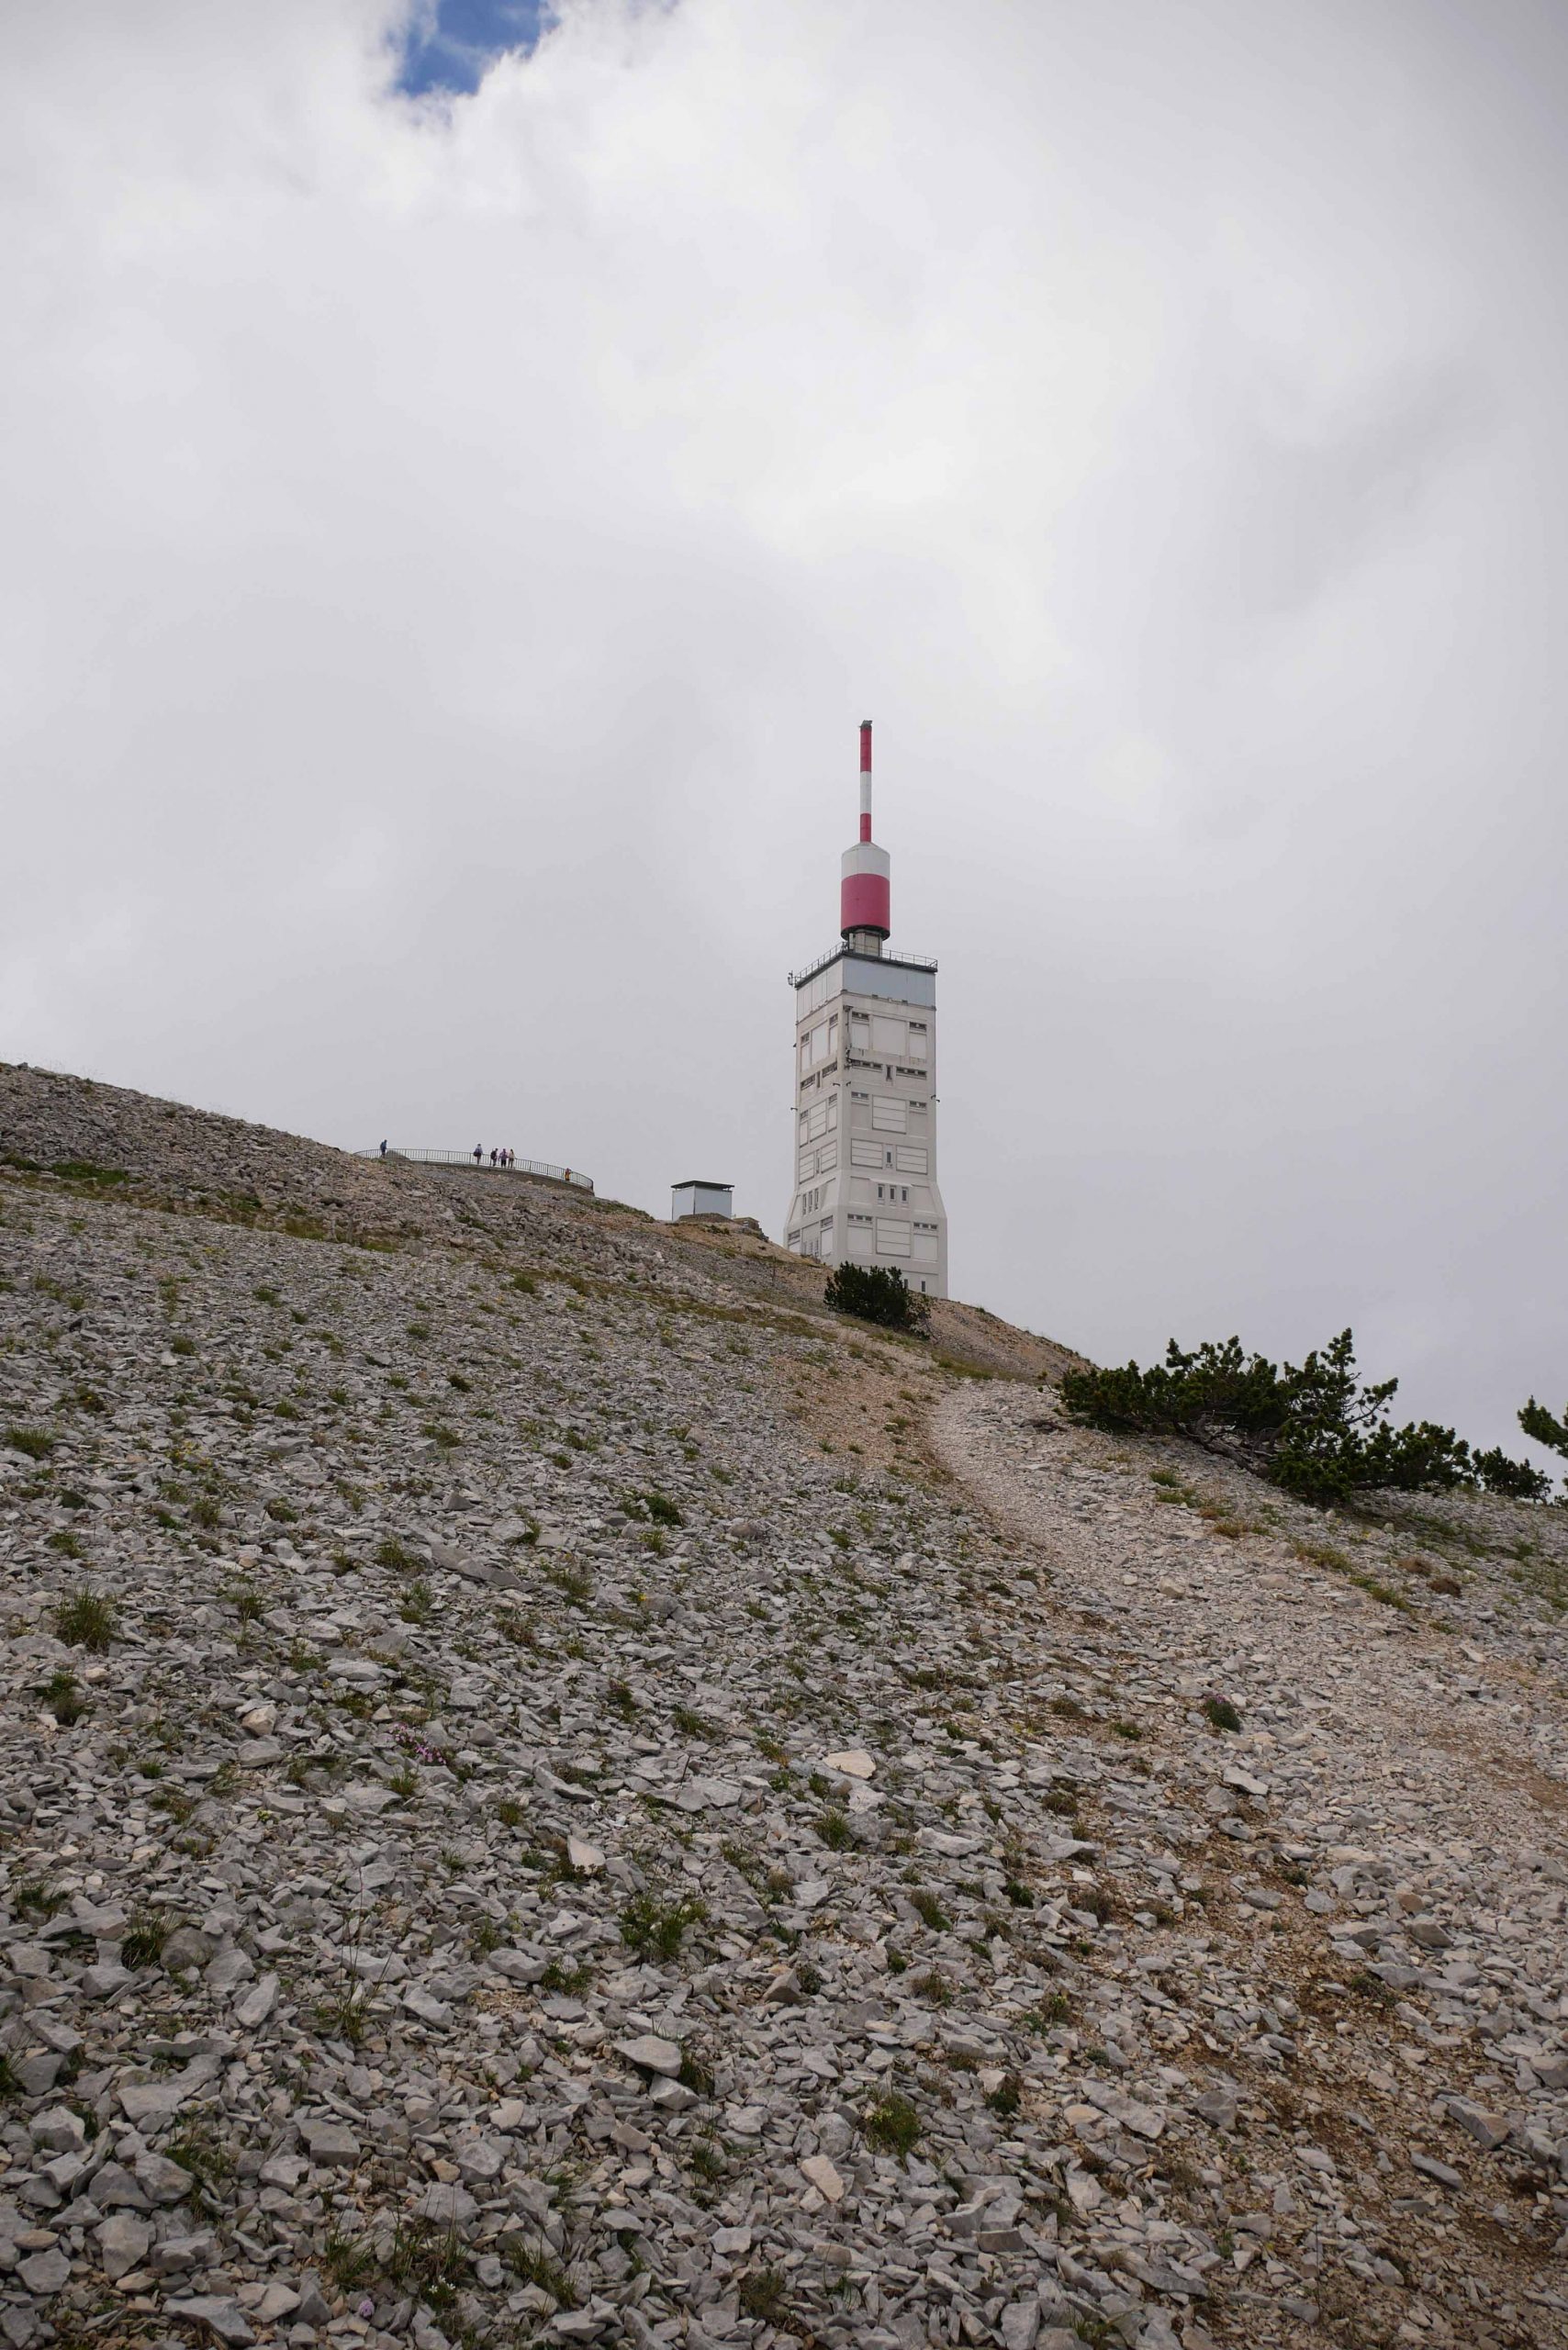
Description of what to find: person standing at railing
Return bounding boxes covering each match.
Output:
[473,1143,482,1166]
[378,1139,386,1158]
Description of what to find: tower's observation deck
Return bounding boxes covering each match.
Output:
[783,722,949,1295]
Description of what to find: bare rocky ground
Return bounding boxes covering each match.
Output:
[0,1065,1565,2350]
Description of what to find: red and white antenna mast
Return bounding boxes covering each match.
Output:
[840,718,890,948]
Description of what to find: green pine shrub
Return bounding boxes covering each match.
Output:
[823,1263,930,1334]
[1061,1330,1548,1506]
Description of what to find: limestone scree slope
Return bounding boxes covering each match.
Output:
[0,1062,1565,2350]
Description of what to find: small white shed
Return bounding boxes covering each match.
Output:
[671,1179,734,1221]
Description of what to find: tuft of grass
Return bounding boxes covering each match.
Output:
[314,1978,368,2048]
[121,1912,170,1970]
[399,1580,434,1625]
[909,1888,948,1931]
[911,1968,955,2008]
[375,1536,421,1572]
[53,1589,117,1651]
[864,2090,922,2158]
[39,1668,87,1726]
[1202,1695,1243,1733]
[537,1958,592,1997]
[499,2237,576,2306]
[6,1427,55,1460]
[986,2071,1024,2117]
[51,1158,128,1187]
[817,1807,853,1850]
[323,2227,376,2288]
[619,1891,707,1963]
[11,1880,63,1919]
[678,2048,715,2095]
[1295,1537,1350,1572]
[46,1528,83,1559]
[163,2122,232,2215]
[737,2268,790,2323]
[382,2216,471,2302]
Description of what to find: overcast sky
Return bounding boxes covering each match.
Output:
[4,0,1565,1462]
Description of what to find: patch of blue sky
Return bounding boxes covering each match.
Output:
[395,0,548,98]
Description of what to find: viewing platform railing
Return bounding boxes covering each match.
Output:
[359,1147,593,1192]
[787,942,938,988]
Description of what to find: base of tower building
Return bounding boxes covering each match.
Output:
[780,1230,948,1301]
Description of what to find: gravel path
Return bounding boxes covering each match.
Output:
[936,1380,1568,2349]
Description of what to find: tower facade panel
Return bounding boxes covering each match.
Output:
[782,724,948,1296]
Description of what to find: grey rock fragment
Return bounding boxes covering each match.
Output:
[164,2295,256,2345]
[161,1928,217,1971]
[298,2119,360,2165]
[17,2250,71,2295]
[614,2033,683,2077]
[1446,2098,1509,2150]
[135,2153,195,2204]
[412,2183,478,2229]
[95,2210,153,2278]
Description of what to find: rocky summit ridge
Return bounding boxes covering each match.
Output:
[0,1060,1565,2350]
